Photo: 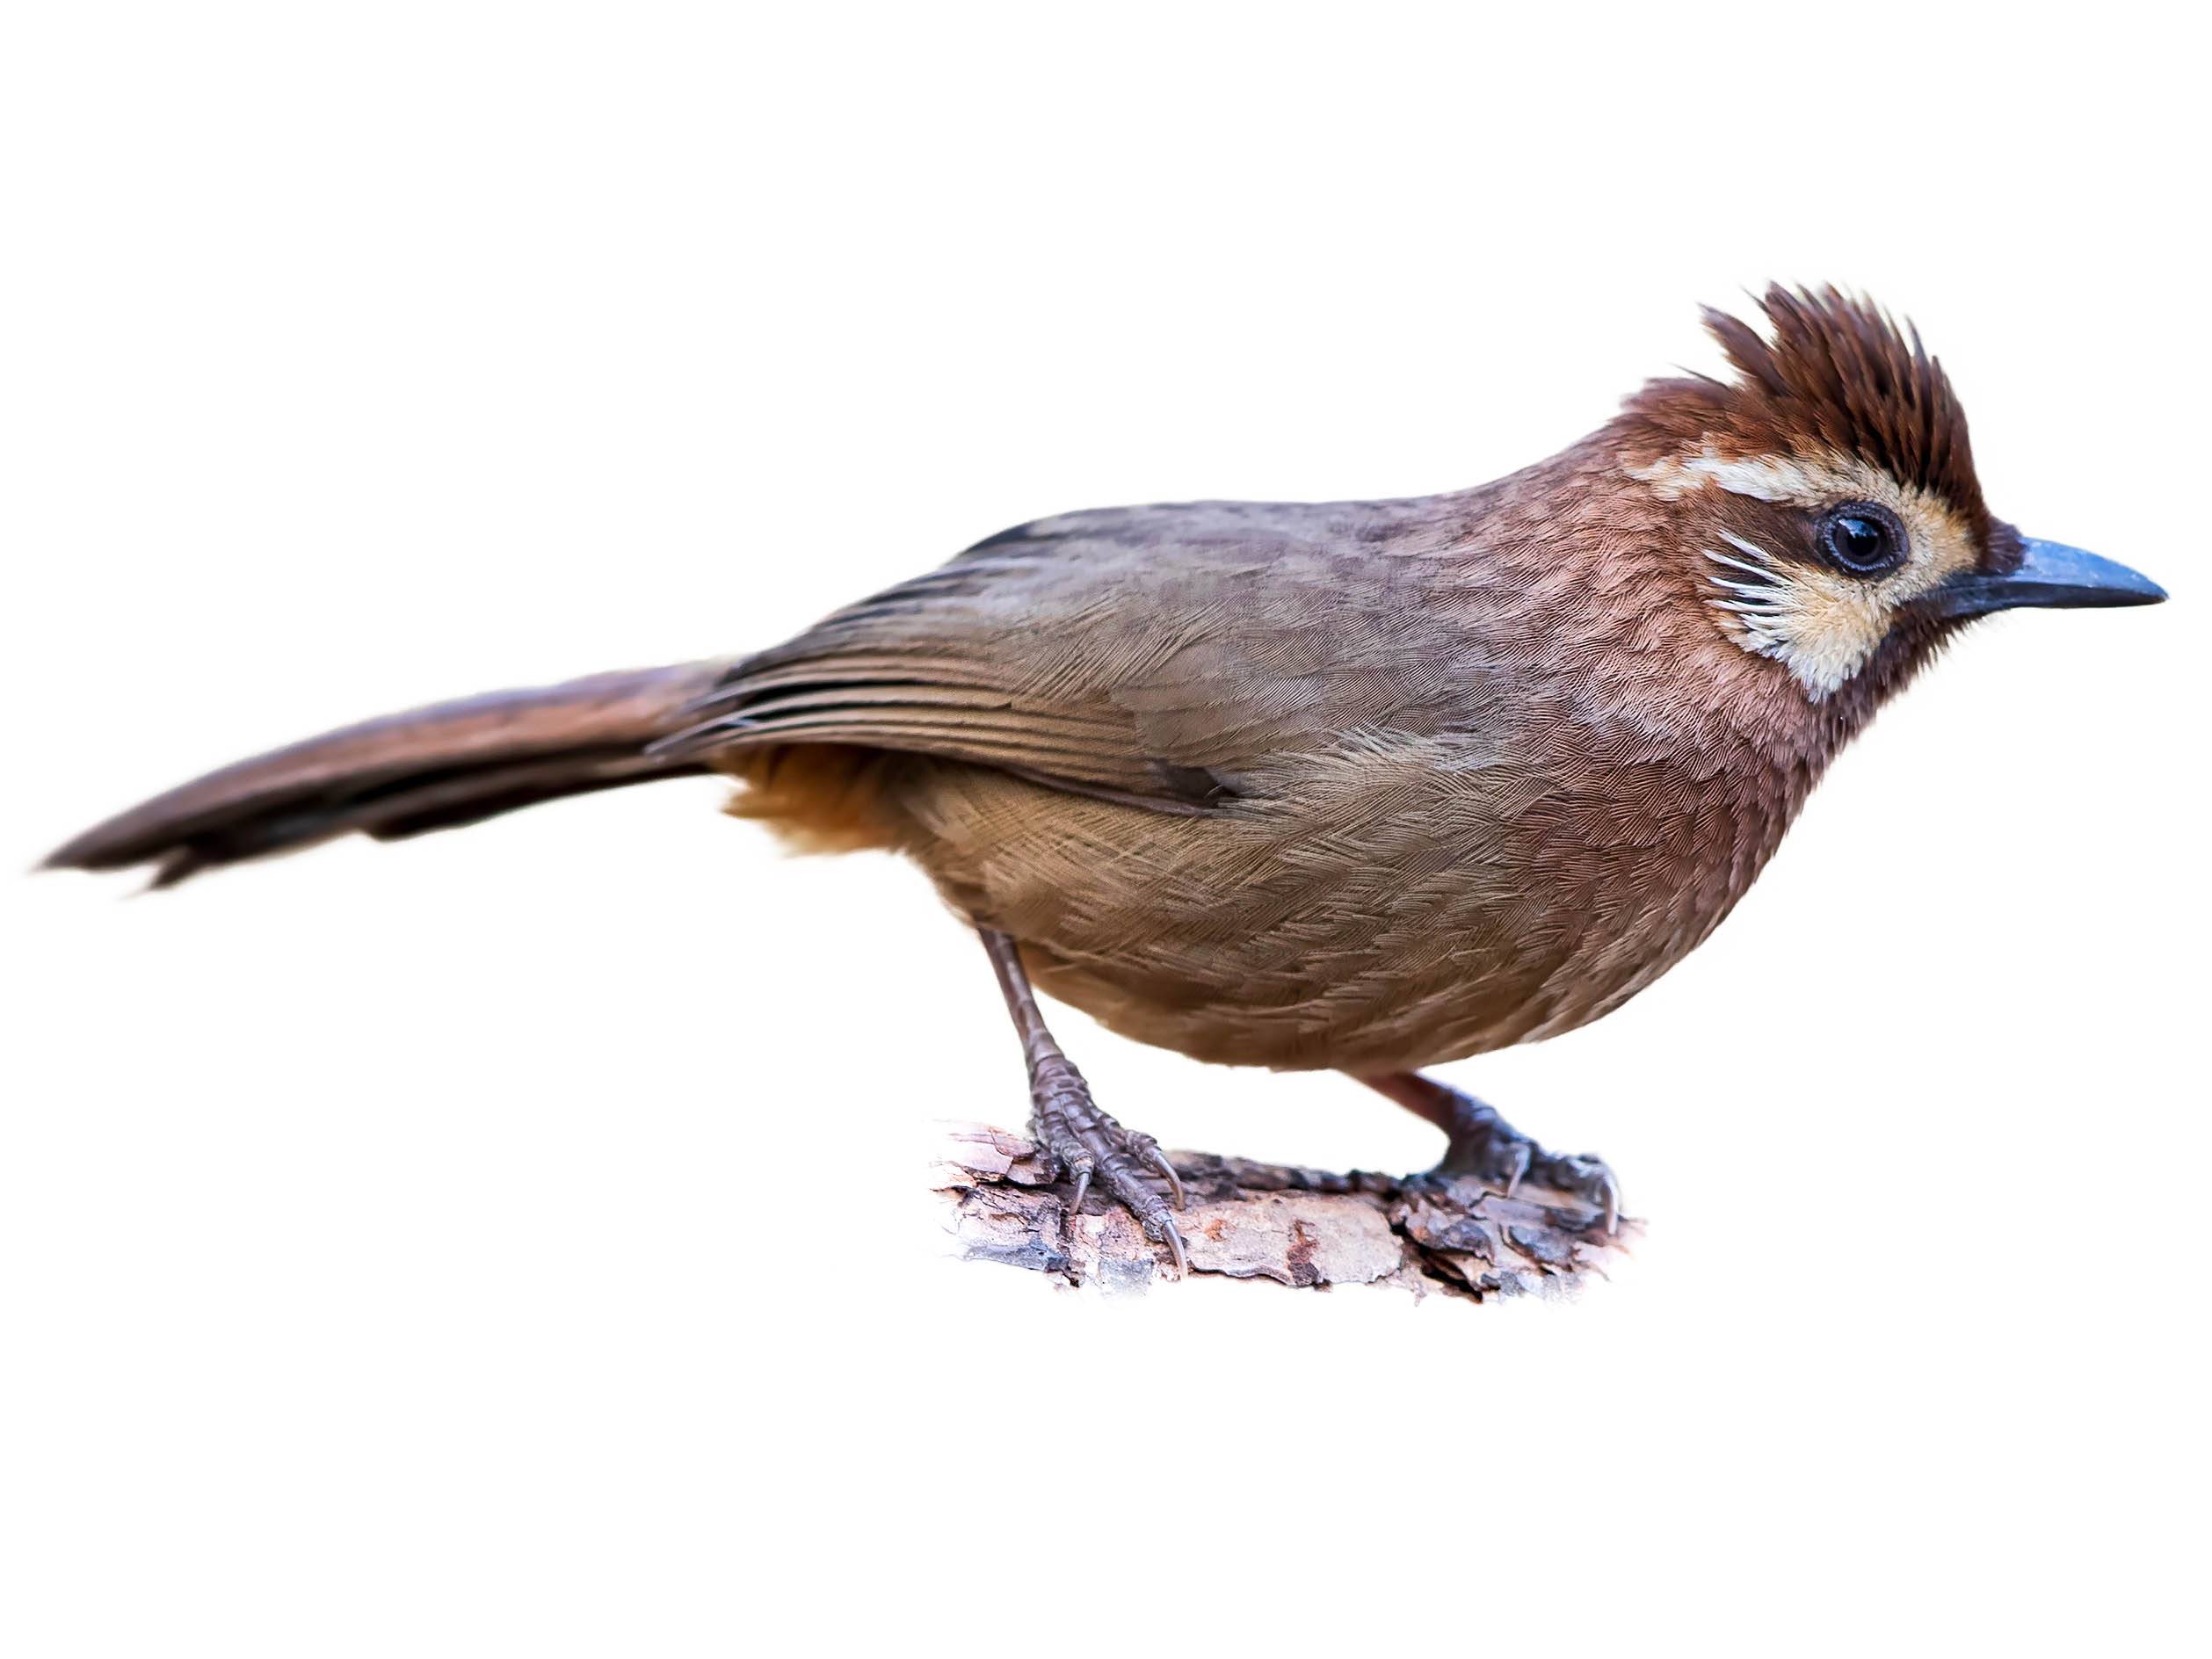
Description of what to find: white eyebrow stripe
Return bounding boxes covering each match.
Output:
[1627,447,1843,503]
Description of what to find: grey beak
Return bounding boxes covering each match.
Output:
[1922,538,2168,620]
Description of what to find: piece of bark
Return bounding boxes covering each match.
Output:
[933,1122,1637,1300]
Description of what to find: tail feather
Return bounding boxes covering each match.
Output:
[45,662,730,887]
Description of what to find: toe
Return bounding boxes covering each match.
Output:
[1547,1156,1620,1232]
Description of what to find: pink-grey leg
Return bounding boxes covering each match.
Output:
[980,928,1188,1273]
[1360,1070,1620,1234]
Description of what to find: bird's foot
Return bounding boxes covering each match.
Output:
[1426,1091,1620,1234]
[1026,1054,1189,1274]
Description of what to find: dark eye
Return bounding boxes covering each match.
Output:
[1818,503,1907,576]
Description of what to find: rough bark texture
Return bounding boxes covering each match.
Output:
[934,1123,1637,1300]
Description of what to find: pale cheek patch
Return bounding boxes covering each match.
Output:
[1700,529,1890,698]
[1654,447,1983,700]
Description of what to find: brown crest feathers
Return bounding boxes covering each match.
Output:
[1623,284,1994,546]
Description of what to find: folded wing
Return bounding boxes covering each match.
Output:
[660,499,1481,812]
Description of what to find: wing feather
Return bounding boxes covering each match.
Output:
[659,499,1482,809]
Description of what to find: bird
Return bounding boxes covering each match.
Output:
[45,286,2166,1274]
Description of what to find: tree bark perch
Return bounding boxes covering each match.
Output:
[933,1123,1636,1300]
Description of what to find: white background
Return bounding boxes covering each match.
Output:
[3,6,2203,1655]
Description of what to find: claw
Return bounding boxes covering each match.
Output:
[1502,1141,1532,1198]
[1598,1173,1620,1236]
[1148,1145,1187,1208]
[1158,1215,1188,1278]
[1067,1167,1091,1221]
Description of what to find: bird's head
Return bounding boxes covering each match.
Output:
[1614,286,2164,706]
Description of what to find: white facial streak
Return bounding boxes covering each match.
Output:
[1634,446,1984,700]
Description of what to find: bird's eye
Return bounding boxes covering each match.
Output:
[1818,503,1908,577]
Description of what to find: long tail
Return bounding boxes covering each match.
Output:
[44,662,732,888]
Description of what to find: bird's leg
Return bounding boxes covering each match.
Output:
[1359,1070,1620,1233]
[978,928,1188,1273]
